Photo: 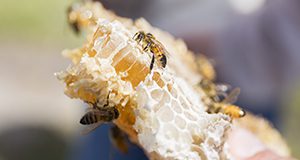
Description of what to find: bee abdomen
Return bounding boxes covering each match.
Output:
[80,112,99,125]
[155,54,167,68]
[80,108,120,125]
[160,54,167,68]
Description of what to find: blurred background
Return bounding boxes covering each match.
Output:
[0,0,299,159]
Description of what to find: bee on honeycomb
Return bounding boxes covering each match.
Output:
[56,1,290,160]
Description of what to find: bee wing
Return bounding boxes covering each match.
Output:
[222,87,240,104]
[85,108,108,114]
[162,46,171,58]
[152,38,171,58]
[216,83,231,93]
[215,83,231,98]
[85,107,97,112]
[109,125,129,153]
[81,108,108,122]
[81,121,105,135]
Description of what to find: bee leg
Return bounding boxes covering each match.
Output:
[109,125,129,153]
[143,41,151,52]
[150,54,155,71]
[92,99,99,109]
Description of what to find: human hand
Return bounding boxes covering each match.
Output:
[227,127,294,160]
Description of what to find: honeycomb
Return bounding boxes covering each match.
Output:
[56,1,291,160]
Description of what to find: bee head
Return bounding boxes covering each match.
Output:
[239,108,246,117]
[133,31,145,43]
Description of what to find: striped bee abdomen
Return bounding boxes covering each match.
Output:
[80,111,99,125]
[80,108,120,125]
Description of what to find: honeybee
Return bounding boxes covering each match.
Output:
[207,87,246,118]
[195,54,216,81]
[80,107,119,125]
[80,92,120,134]
[109,125,129,153]
[133,31,168,70]
[67,6,80,34]
[200,79,231,102]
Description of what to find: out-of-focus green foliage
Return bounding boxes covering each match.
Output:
[284,82,300,159]
[0,0,83,46]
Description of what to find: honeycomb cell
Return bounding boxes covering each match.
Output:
[170,86,178,98]
[153,103,161,112]
[175,115,186,129]
[157,105,174,123]
[151,89,164,101]
[163,124,179,140]
[161,91,171,104]
[171,100,182,114]
[136,88,148,107]
[187,123,200,135]
[184,111,198,121]
[179,96,190,110]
